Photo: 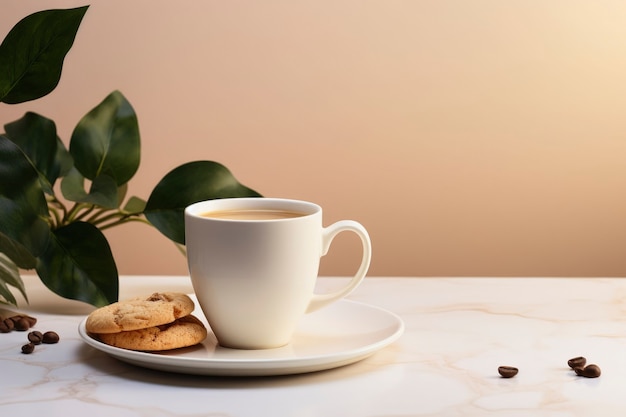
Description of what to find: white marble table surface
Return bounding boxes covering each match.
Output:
[1,275,626,416]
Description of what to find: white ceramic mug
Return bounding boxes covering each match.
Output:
[184,197,372,349]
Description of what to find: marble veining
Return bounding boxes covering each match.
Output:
[1,276,626,416]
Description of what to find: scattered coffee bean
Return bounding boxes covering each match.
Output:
[28,331,44,345]
[575,364,601,378]
[498,366,519,378]
[42,331,60,344]
[16,330,59,353]
[0,321,9,333]
[568,356,586,370]
[21,343,35,354]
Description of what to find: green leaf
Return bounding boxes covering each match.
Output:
[123,196,146,214]
[60,167,119,208]
[0,253,27,305]
[70,91,140,186]
[0,135,50,256]
[0,282,17,306]
[0,6,89,104]
[55,136,74,178]
[144,161,261,244]
[117,183,128,208]
[4,112,63,193]
[35,222,118,307]
[0,232,37,269]
[84,175,120,208]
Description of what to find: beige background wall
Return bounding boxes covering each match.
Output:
[2,1,626,277]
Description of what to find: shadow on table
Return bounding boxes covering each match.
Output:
[75,342,388,388]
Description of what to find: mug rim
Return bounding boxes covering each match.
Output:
[185,197,321,221]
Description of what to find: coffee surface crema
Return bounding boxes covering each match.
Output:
[200,208,306,220]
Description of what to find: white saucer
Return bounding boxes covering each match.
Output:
[78,299,403,377]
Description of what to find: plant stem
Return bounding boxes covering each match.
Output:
[65,202,89,224]
[98,215,150,230]
[46,195,71,229]
[48,206,61,229]
[83,207,110,224]
[73,204,97,222]
[89,210,124,226]
[47,195,68,220]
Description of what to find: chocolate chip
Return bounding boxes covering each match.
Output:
[498,366,519,378]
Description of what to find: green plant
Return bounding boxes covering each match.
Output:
[0,6,260,307]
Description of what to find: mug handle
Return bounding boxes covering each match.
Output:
[306,220,372,313]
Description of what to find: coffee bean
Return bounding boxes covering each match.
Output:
[0,314,39,337]
[568,356,586,369]
[42,331,60,344]
[23,315,37,328]
[21,343,35,354]
[575,364,601,378]
[498,366,519,378]
[3,318,14,331]
[28,331,43,345]
[14,317,31,331]
[0,315,37,333]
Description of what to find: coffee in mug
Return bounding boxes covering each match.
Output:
[185,198,372,349]
[200,208,305,221]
